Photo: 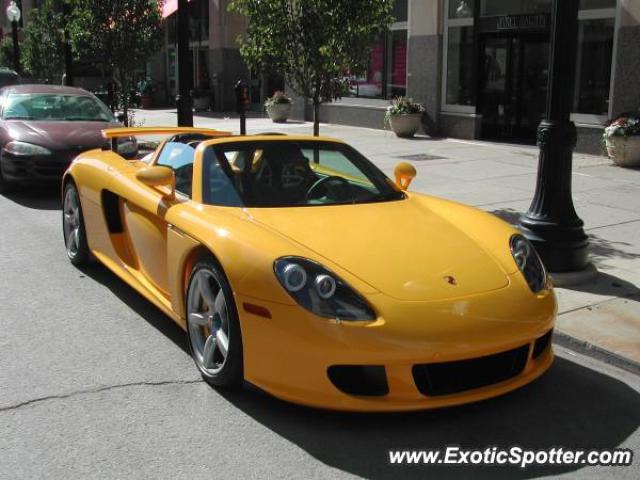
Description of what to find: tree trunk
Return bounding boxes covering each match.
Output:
[313,98,320,137]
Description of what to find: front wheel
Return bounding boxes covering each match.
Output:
[62,182,90,266]
[186,260,243,388]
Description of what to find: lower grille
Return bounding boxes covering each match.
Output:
[533,329,553,360]
[412,345,530,397]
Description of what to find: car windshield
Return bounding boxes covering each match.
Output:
[200,140,404,207]
[2,93,113,122]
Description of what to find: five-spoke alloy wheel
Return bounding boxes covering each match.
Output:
[62,182,90,265]
[187,260,243,388]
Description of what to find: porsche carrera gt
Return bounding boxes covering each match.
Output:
[61,127,556,411]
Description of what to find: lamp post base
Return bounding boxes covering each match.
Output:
[519,120,590,273]
[176,94,193,127]
[519,220,589,273]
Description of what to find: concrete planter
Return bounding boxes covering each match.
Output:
[389,113,423,138]
[193,95,211,112]
[266,103,292,123]
[606,135,640,168]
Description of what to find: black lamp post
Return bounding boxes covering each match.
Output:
[176,0,193,126]
[61,0,73,85]
[6,1,21,75]
[519,0,589,273]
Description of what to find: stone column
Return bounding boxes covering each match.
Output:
[609,0,640,117]
[406,0,443,134]
[209,0,250,112]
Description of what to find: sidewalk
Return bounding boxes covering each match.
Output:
[135,108,640,371]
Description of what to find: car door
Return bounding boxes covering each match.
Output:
[121,141,196,299]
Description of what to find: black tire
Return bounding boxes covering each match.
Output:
[62,182,90,266]
[186,259,244,388]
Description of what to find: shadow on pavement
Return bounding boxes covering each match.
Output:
[78,262,189,355]
[560,271,639,301]
[72,254,640,479]
[590,234,640,262]
[1,185,61,210]
[218,357,640,480]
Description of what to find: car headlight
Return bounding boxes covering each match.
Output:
[117,136,138,155]
[274,257,376,321]
[4,141,52,156]
[510,234,547,293]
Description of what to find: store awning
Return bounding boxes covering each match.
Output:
[162,0,192,18]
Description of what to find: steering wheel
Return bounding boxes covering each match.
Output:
[306,175,351,200]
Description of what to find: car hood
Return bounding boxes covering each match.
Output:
[248,196,510,301]
[4,120,117,150]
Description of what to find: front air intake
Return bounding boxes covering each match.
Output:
[327,365,389,397]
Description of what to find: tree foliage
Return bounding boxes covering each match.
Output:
[0,37,16,70]
[69,0,164,122]
[21,0,65,80]
[228,0,395,135]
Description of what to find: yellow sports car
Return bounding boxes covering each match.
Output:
[62,127,556,412]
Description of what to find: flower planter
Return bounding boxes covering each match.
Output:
[267,103,292,123]
[193,95,211,112]
[389,113,422,138]
[140,94,153,109]
[606,135,640,168]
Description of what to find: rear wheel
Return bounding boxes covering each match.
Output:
[62,182,90,266]
[186,260,243,388]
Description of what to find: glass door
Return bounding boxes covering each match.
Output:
[480,37,511,140]
[513,37,549,140]
[479,34,549,143]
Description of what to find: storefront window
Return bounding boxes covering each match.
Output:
[350,41,384,98]
[446,26,475,106]
[449,0,475,18]
[349,29,407,99]
[579,0,616,9]
[574,17,614,115]
[387,30,407,98]
[393,0,408,22]
[189,0,210,43]
[348,0,407,100]
[480,0,551,16]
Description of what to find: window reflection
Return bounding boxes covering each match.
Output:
[574,18,614,115]
[446,26,475,106]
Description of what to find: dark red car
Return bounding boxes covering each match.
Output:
[0,84,135,192]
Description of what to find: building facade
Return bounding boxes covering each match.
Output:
[159,0,640,154]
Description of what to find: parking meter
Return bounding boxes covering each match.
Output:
[235,80,250,135]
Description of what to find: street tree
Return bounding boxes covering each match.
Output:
[228,0,395,136]
[21,0,66,81]
[0,37,17,70]
[70,0,164,125]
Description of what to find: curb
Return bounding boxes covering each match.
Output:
[553,330,640,376]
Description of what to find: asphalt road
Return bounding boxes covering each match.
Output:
[1,187,639,480]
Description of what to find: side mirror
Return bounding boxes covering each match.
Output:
[136,166,175,199]
[394,162,417,191]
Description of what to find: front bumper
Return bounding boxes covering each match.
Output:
[237,273,556,412]
[1,151,79,184]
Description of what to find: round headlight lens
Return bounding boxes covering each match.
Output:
[282,263,307,292]
[274,257,376,321]
[512,235,532,270]
[510,235,547,293]
[315,274,337,299]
